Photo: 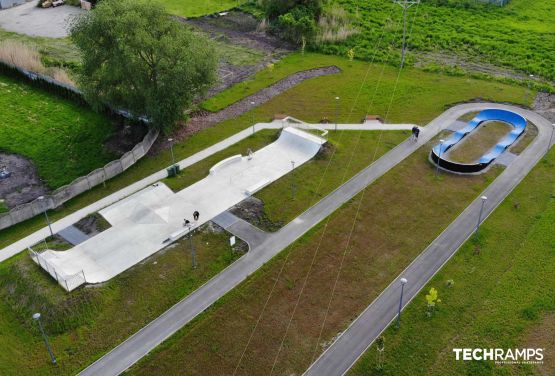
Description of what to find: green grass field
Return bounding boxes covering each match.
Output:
[350,149,555,376]
[0,75,115,189]
[321,0,555,81]
[156,0,246,18]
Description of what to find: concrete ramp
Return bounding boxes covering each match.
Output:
[34,127,325,291]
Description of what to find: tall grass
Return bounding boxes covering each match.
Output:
[317,4,358,43]
[0,40,43,73]
[0,40,75,85]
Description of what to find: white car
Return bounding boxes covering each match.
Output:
[52,0,65,7]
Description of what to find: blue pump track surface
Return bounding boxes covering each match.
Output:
[431,109,527,173]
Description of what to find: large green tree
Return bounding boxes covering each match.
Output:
[70,0,217,131]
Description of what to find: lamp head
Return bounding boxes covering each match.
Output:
[400,278,408,285]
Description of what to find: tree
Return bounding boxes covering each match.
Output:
[425,287,441,317]
[70,0,217,131]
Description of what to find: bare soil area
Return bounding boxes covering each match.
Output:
[0,152,48,208]
[229,196,284,232]
[182,11,293,98]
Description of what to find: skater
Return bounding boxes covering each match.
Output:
[193,211,200,221]
[183,219,190,227]
[414,126,420,141]
[411,126,417,141]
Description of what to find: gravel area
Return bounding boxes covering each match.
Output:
[532,92,555,123]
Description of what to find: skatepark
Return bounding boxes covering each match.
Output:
[1,102,551,376]
[30,127,325,291]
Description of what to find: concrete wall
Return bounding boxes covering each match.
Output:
[0,128,159,231]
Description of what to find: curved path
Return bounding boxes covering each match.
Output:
[78,103,551,376]
[304,103,553,376]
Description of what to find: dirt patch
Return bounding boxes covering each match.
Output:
[0,152,48,208]
[74,213,111,237]
[519,312,555,375]
[185,12,293,56]
[181,11,293,98]
[104,122,148,157]
[229,196,283,232]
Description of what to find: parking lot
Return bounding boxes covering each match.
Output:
[0,0,83,38]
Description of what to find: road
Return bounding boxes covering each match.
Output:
[304,104,553,376]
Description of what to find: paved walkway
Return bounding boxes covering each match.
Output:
[213,211,268,249]
[0,121,411,264]
[304,104,553,376]
[77,103,514,376]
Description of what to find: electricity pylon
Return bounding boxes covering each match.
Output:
[393,0,420,68]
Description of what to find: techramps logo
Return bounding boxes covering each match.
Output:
[453,348,544,365]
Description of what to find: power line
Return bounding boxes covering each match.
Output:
[234,8,401,376]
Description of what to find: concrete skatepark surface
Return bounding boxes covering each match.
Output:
[34,127,325,290]
[0,0,82,38]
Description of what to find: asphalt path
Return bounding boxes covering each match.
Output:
[304,103,553,376]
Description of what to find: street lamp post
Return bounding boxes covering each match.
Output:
[335,97,340,132]
[547,124,555,158]
[33,313,56,365]
[396,278,408,329]
[475,196,488,235]
[37,196,53,237]
[185,223,197,269]
[251,101,256,134]
[436,139,445,176]
[291,160,296,199]
[168,138,175,166]
[527,74,534,105]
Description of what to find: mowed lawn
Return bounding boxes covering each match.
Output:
[0,75,115,188]
[350,150,555,376]
[156,0,246,17]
